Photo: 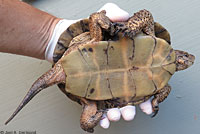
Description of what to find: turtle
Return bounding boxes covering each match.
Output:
[52,10,171,110]
[5,9,195,133]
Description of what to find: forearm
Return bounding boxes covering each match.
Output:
[0,0,61,59]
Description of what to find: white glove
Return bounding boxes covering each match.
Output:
[45,2,153,129]
[45,19,78,62]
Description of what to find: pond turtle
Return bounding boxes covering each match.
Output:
[53,10,171,112]
[5,10,194,133]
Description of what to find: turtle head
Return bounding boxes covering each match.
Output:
[175,50,195,71]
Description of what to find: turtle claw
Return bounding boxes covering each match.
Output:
[110,22,137,39]
[121,28,129,37]
[114,29,121,35]
[112,22,124,27]
[122,32,127,37]
[122,30,136,40]
[111,22,127,35]
[127,31,135,39]
[122,28,128,33]
[110,22,122,36]
[151,109,158,118]
[151,105,159,118]
[86,128,94,133]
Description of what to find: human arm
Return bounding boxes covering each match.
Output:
[0,0,153,129]
[0,0,60,59]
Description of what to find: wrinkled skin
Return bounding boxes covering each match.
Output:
[175,50,195,71]
[5,10,195,133]
[113,9,155,38]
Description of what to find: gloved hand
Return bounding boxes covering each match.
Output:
[0,0,153,129]
[45,3,153,129]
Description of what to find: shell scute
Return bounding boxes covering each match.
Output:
[152,67,172,89]
[162,63,176,75]
[152,39,170,66]
[162,50,176,65]
[131,68,155,98]
[85,72,113,100]
[131,36,155,67]
[62,35,176,100]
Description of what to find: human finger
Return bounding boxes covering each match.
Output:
[107,108,121,121]
[99,113,110,129]
[120,105,136,121]
[139,99,153,115]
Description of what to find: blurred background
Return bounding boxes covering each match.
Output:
[0,0,200,134]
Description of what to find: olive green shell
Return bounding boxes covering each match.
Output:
[53,19,170,63]
[60,35,176,101]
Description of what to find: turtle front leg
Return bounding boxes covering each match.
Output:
[151,84,171,117]
[89,10,112,41]
[80,98,104,133]
[114,9,155,39]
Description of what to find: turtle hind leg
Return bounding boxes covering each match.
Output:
[114,9,155,39]
[80,98,103,133]
[151,84,171,117]
[5,63,66,125]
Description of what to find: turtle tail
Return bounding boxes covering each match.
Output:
[5,63,66,125]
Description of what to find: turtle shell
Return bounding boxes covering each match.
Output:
[154,22,171,44]
[54,19,172,105]
[53,19,89,63]
[53,19,170,63]
[60,34,176,102]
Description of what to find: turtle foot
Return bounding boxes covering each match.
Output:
[80,111,103,133]
[80,99,104,133]
[111,22,141,40]
[151,84,171,118]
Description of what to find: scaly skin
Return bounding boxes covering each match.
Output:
[80,98,103,133]
[113,9,155,39]
[89,10,111,41]
[151,84,171,117]
[175,50,195,71]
